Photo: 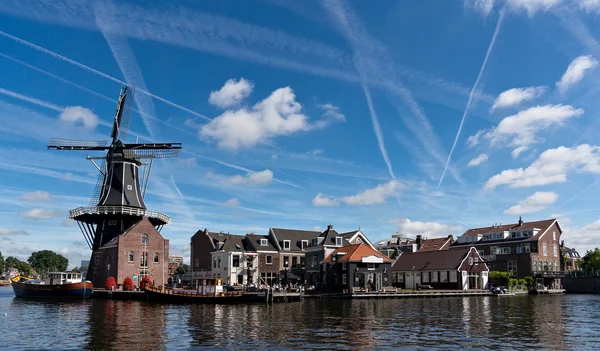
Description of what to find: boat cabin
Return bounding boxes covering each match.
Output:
[45,272,83,285]
[195,278,224,295]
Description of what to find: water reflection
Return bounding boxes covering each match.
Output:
[1,286,599,350]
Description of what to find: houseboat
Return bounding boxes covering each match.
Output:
[145,277,249,303]
[11,272,93,299]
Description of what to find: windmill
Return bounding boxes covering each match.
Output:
[48,86,182,287]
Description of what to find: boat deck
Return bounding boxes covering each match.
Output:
[306,289,493,299]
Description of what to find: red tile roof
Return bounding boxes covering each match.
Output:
[322,243,391,264]
[418,237,454,252]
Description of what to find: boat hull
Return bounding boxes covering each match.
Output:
[11,281,93,299]
[145,287,251,304]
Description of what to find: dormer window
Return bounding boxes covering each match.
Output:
[312,238,318,246]
[301,240,308,249]
[260,239,268,246]
[335,237,343,246]
[283,240,291,250]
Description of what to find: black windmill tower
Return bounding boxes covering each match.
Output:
[47,86,182,287]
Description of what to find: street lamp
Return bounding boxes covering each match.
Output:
[412,265,415,292]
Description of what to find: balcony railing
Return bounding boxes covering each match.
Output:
[69,206,171,224]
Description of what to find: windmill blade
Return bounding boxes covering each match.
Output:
[123,147,182,159]
[89,159,107,206]
[48,138,110,150]
[119,86,135,141]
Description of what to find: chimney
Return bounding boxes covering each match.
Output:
[518,216,523,226]
[204,228,208,235]
[416,234,422,250]
[560,240,565,248]
[327,224,333,230]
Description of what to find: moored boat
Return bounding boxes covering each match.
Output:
[145,277,250,303]
[11,272,93,299]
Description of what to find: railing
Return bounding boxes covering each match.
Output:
[69,206,170,223]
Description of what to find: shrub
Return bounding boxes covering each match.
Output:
[104,276,117,290]
[508,278,518,287]
[524,276,534,287]
[140,276,151,290]
[517,278,527,286]
[123,277,134,291]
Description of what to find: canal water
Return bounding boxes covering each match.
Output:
[1,286,599,350]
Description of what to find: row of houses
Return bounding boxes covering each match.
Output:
[188,217,580,292]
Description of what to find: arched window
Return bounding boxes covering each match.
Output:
[128,251,134,262]
[141,234,149,245]
[154,252,159,263]
[140,252,148,267]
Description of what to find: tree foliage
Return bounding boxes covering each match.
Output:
[488,271,512,285]
[105,277,117,290]
[175,264,189,275]
[5,256,32,275]
[0,251,4,273]
[581,248,600,271]
[123,277,134,291]
[27,250,68,277]
[70,267,80,272]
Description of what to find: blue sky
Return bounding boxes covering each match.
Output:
[1,0,600,267]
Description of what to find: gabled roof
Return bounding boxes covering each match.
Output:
[454,218,558,245]
[99,218,162,249]
[418,236,454,252]
[322,244,392,264]
[315,225,346,247]
[339,230,376,249]
[270,228,320,251]
[246,233,277,251]
[391,247,471,271]
[220,234,252,252]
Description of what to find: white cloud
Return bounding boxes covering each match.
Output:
[313,226,321,231]
[221,169,274,187]
[341,180,400,206]
[0,228,29,236]
[389,218,463,237]
[467,129,486,148]
[313,103,346,129]
[485,104,584,157]
[224,198,240,207]
[556,55,598,93]
[562,219,600,253]
[464,0,495,16]
[504,191,559,215]
[491,86,546,110]
[59,106,99,130]
[18,208,61,220]
[579,0,600,13]
[62,219,76,227]
[20,190,52,201]
[506,0,563,16]
[467,153,489,167]
[201,87,310,150]
[209,78,254,108]
[485,144,600,190]
[312,193,340,207]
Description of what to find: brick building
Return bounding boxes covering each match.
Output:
[92,218,169,288]
[451,217,563,289]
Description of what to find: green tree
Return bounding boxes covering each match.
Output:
[70,267,80,272]
[5,256,32,276]
[175,264,189,275]
[27,250,68,277]
[580,248,600,271]
[0,251,4,273]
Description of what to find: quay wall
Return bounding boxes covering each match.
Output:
[563,277,600,293]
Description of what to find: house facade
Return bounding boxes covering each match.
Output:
[321,243,392,292]
[210,234,257,285]
[246,233,280,285]
[305,225,349,287]
[560,241,581,272]
[451,217,563,288]
[391,247,489,290]
[93,218,169,288]
[377,234,455,258]
[269,228,319,284]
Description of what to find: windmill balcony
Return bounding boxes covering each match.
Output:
[69,205,171,224]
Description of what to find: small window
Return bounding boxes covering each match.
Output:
[141,234,149,245]
[283,240,291,250]
[266,255,273,265]
[128,251,134,262]
[301,240,308,249]
[553,231,556,241]
[335,237,343,246]
[154,252,159,263]
[127,185,133,191]
[342,274,347,285]
[283,256,289,268]
[260,239,268,246]
[140,252,148,267]
[232,255,240,267]
[469,257,473,265]
[213,258,216,269]
[367,263,375,270]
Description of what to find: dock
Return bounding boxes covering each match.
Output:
[305,289,492,299]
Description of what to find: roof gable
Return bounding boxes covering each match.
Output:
[322,244,392,264]
[391,247,471,271]
[270,228,320,251]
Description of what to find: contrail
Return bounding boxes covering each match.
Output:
[436,8,505,191]
[0,30,211,122]
[0,87,64,112]
[362,84,395,179]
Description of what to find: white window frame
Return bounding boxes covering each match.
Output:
[469,257,473,265]
[260,239,268,246]
[141,234,149,245]
[543,242,548,257]
[507,261,517,275]
[283,240,291,250]
[335,237,343,246]
[301,240,308,250]
[553,231,556,241]
[367,263,375,270]
[128,251,134,262]
[266,255,273,265]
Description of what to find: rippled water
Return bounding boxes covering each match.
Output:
[1,286,599,350]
